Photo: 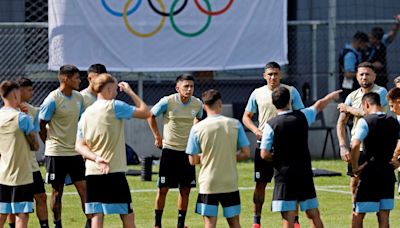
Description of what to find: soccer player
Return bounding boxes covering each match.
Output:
[0,80,39,228]
[39,65,89,228]
[260,87,341,228]
[76,73,150,228]
[7,77,49,228]
[80,64,108,110]
[242,61,304,228]
[386,87,400,192]
[186,89,250,228]
[350,92,399,228]
[148,74,203,228]
[336,62,387,203]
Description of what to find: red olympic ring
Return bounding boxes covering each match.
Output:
[194,0,234,16]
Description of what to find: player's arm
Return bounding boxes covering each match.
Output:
[337,103,364,117]
[386,14,400,43]
[75,138,109,174]
[236,122,250,161]
[193,102,204,125]
[38,96,56,143]
[118,82,150,119]
[75,122,109,174]
[242,92,262,140]
[147,116,163,149]
[147,97,168,149]
[312,90,341,113]
[390,140,400,169]
[39,120,48,143]
[26,131,39,151]
[242,111,262,140]
[237,147,250,161]
[19,113,39,151]
[350,118,369,176]
[188,155,201,165]
[259,123,274,161]
[337,112,351,162]
[186,127,201,165]
[350,139,361,176]
[291,87,305,110]
[390,120,400,168]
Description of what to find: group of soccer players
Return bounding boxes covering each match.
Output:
[1,60,400,228]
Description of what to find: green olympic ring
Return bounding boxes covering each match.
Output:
[169,0,212,38]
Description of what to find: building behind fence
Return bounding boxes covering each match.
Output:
[1,0,400,157]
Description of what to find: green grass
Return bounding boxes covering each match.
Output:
[28,160,400,227]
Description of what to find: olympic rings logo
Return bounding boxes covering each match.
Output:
[100,0,234,38]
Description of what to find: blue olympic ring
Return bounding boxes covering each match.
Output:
[101,0,142,17]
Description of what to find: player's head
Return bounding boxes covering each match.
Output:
[393,76,400,88]
[352,31,369,51]
[369,27,384,45]
[87,64,107,88]
[263,61,281,90]
[175,74,195,99]
[58,64,81,90]
[0,80,21,105]
[272,86,290,110]
[92,73,118,99]
[15,77,33,102]
[387,87,400,115]
[361,92,381,114]
[202,89,222,112]
[356,62,376,89]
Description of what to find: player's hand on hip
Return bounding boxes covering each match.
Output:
[95,156,110,174]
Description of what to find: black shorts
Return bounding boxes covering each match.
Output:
[196,191,241,218]
[273,165,316,202]
[347,152,367,176]
[354,164,395,213]
[158,148,196,188]
[45,155,86,184]
[86,172,133,215]
[0,183,33,214]
[254,147,274,183]
[32,171,45,194]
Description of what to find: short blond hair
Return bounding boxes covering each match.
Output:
[92,73,116,93]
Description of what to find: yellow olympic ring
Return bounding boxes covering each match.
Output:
[123,0,166,38]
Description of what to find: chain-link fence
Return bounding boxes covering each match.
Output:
[1,0,400,108]
[0,0,400,105]
[2,0,400,158]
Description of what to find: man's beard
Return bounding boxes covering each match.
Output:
[360,82,373,88]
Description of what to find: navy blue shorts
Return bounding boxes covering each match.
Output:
[195,191,241,218]
[254,147,274,183]
[45,155,86,184]
[157,148,196,188]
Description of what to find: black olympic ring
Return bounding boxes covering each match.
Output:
[147,0,189,17]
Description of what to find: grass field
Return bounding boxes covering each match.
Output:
[29,160,400,227]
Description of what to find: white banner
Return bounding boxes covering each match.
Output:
[48,0,287,72]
